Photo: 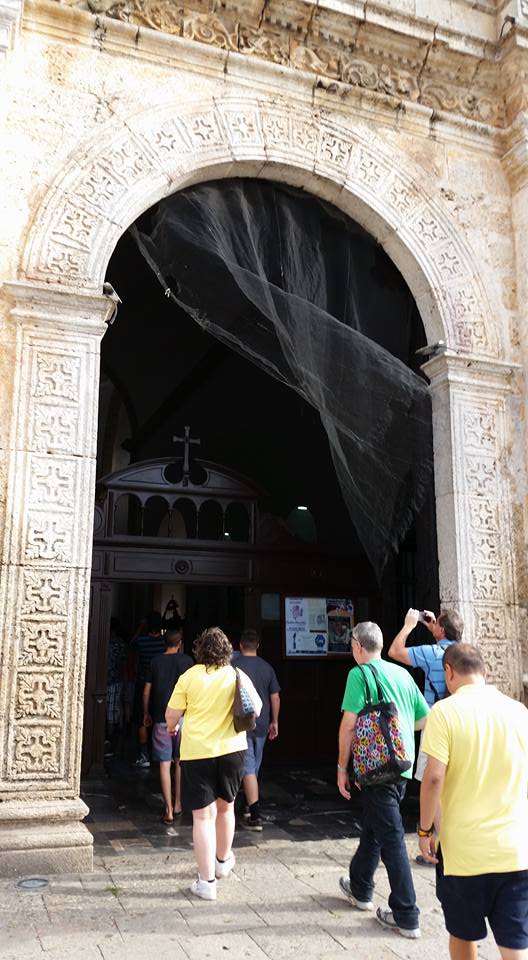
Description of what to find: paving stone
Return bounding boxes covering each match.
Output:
[0,927,45,957]
[113,908,189,937]
[177,931,269,959]
[179,902,266,935]
[99,933,188,959]
[249,925,345,957]
[36,917,120,949]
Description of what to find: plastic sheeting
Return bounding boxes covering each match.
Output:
[132,179,433,578]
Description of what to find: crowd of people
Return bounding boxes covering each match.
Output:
[104,604,528,959]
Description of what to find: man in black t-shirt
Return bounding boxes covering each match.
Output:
[143,627,193,822]
[233,628,280,831]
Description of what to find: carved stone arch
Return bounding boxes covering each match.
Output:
[20,94,498,358]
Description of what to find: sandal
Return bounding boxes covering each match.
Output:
[161,810,174,824]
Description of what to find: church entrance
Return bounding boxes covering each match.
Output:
[83,178,439,779]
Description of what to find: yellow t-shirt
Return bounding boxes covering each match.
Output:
[422,683,528,876]
[167,663,247,761]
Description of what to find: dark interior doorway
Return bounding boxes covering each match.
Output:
[84,178,440,780]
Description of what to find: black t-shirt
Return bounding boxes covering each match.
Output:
[232,654,280,737]
[145,652,193,723]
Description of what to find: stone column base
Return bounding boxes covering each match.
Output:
[0,798,93,878]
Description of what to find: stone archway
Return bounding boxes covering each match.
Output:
[22,94,497,356]
[0,95,520,875]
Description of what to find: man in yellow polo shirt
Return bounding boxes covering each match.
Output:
[419,643,528,960]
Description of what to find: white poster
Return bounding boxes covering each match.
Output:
[284,596,353,657]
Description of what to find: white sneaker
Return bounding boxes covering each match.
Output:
[190,876,217,900]
[215,852,235,878]
[339,876,373,910]
[375,906,421,939]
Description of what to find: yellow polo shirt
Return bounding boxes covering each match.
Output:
[422,683,528,876]
[167,664,247,761]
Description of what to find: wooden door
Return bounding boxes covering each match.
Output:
[82,581,113,776]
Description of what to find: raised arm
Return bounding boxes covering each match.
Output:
[388,608,420,665]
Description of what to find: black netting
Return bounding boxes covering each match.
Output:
[132,179,433,578]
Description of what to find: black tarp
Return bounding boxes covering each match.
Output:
[132,179,433,578]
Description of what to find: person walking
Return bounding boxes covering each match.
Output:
[337,620,429,939]
[233,628,280,831]
[419,642,528,960]
[142,626,193,823]
[165,626,261,901]
[132,611,165,768]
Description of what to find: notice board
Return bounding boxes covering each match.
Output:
[283,597,354,658]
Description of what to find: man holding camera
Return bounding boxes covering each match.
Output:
[388,607,463,864]
[388,608,463,712]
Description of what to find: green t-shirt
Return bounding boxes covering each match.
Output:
[342,658,429,779]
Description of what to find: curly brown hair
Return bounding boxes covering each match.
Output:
[193,626,233,669]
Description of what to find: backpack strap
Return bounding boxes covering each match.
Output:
[426,641,453,702]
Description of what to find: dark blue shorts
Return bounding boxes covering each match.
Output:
[151,722,181,762]
[436,849,528,948]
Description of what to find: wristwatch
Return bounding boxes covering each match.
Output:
[416,823,434,838]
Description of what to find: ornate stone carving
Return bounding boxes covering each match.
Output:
[182,13,237,51]
[472,569,502,602]
[463,411,497,454]
[464,457,499,498]
[469,498,499,533]
[34,354,80,401]
[25,515,72,563]
[32,405,78,454]
[15,674,63,720]
[18,623,66,667]
[474,606,505,641]
[30,458,76,510]
[47,0,506,127]
[12,727,61,776]
[21,570,70,617]
[22,96,497,360]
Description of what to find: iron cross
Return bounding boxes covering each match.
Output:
[172,426,201,486]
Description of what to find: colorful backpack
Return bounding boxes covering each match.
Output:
[351,664,411,786]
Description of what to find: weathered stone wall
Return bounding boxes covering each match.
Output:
[0,0,527,874]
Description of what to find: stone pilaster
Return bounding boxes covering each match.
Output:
[0,281,111,876]
[423,352,522,698]
[502,118,528,691]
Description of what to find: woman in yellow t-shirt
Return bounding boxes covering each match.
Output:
[166,626,253,901]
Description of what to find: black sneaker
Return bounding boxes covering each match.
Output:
[246,816,263,831]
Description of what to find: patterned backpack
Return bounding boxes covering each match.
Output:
[351,664,411,786]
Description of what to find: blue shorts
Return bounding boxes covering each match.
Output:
[436,849,528,948]
[243,733,266,776]
[152,722,182,762]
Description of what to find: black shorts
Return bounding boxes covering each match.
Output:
[436,848,528,948]
[181,751,245,812]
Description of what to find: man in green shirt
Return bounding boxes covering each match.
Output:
[337,620,429,939]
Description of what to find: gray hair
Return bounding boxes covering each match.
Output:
[352,621,383,653]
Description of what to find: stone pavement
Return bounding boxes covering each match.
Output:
[0,767,498,960]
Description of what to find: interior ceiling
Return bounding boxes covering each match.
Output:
[101,179,427,565]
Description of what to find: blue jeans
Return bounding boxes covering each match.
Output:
[349,780,419,931]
